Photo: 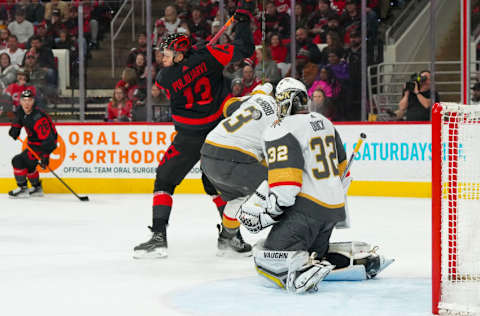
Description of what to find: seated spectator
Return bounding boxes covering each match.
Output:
[151,84,170,122]
[308,66,341,98]
[241,64,261,96]
[8,10,34,46]
[294,3,309,29]
[199,0,217,22]
[254,46,281,84]
[307,0,335,37]
[269,33,288,63]
[53,28,73,50]
[315,14,344,44]
[310,87,335,120]
[126,32,147,67]
[175,0,191,22]
[90,0,113,48]
[0,0,16,25]
[321,31,344,64]
[28,36,57,87]
[4,69,36,108]
[25,0,45,25]
[0,28,10,50]
[188,7,210,41]
[116,67,138,101]
[297,49,320,88]
[32,21,54,49]
[161,5,181,34]
[23,50,51,105]
[131,88,148,122]
[1,35,25,66]
[106,87,132,122]
[294,27,322,64]
[133,53,147,89]
[265,1,290,39]
[231,77,244,97]
[327,48,349,83]
[153,19,167,48]
[0,52,18,90]
[153,48,163,74]
[44,0,70,23]
[223,59,245,81]
[46,9,65,41]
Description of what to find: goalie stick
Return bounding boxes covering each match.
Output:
[335,133,367,229]
[19,137,90,202]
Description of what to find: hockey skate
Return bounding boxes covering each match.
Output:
[8,185,29,198]
[217,224,252,257]
[361,246,395,279]
[286,252,334,294]
[29,184,44,197]
[133,226,168,259]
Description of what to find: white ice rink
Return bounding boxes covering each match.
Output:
[0,194,432,316]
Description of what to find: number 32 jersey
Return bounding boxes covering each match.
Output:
[263,112,347,222]
[202,90,278,163]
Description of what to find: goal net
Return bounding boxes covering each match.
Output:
[432,103,480,315]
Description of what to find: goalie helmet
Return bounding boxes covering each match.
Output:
[275,77,309,118]
[160,33,191,54]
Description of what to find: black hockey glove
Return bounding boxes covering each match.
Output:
[39,155,49,169]
[8,126,20,140]
[234,0,255,22]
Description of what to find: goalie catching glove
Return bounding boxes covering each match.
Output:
[236,181,283,233]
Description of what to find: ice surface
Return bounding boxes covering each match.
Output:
[0,194,431,316]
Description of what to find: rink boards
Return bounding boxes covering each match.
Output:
[0,122,432,197]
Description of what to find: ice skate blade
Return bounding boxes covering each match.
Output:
[216,248,252,258]
[133,248,168,259]
[29,192,44,197]
[8,193,29,199]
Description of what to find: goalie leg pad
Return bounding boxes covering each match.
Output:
[325,241,394,281]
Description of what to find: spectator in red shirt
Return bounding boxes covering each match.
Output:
[116,67,138,101]
[106,87,132,122]
[269,33,288,63]
[4,69,36,108]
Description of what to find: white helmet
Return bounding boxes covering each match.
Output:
[275,77,309,118]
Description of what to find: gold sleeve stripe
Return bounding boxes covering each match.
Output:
[222,214,240,229]
[250,90,266,95]
[255,266,285,288]
[204,140,260,161]
[222,97,241,117]
[268,168,303,187]
[298,192,345,209]
[338,160,347,178]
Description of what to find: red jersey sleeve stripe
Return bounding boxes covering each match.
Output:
[206,44,234,66]
[269,181,302,188]
[171,96,229,125]
[155,81,171,100]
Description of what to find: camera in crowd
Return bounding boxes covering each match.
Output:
[405,73,428,92]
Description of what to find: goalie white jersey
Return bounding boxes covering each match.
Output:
[262,112,347,219]
[202,91,278,162]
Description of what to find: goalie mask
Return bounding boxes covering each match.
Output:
[275,77,309,118]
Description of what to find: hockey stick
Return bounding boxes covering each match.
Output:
[208,15,235,46]
[18,137,89,202]
[336,133,366,229]
[341,133,367,181]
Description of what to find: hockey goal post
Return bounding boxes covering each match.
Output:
[432,102,480,315]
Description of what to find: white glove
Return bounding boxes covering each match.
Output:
[236,181,282,233]
[342,176,353,194]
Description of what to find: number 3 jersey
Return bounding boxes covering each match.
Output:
[263,112,347,222]
[201,90,278,163]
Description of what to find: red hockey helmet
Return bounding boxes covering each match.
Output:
[160,33,191,54]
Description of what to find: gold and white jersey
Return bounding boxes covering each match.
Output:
[203,92,278,162]
[262,112,347,213]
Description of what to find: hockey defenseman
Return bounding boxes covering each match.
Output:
[133,1,255,259]
[7,89,58,198]
[237,78,394,293]
[201,83,277,256]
